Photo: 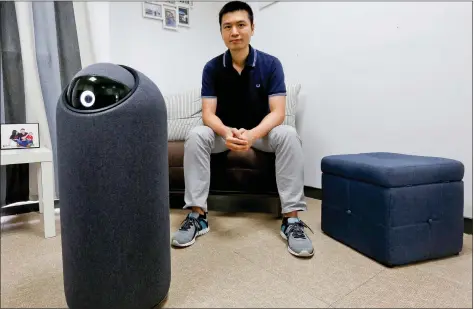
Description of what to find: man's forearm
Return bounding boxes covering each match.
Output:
[249,111,285,139]
[203,113,230,137]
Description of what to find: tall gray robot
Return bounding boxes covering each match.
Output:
[56,63,170,309]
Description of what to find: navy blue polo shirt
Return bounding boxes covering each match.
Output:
[201,45,286,130]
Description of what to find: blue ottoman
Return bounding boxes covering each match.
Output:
[320,152,465,267]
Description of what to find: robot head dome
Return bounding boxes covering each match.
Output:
[65,63,137,112]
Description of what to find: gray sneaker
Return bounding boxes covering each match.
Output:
[280,217,314,257]
[171,212,209,247]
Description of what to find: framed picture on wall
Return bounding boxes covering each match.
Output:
[143,2,163,20]
[178,1,193,8]
[177,6,190,27]
[1,123,40,150]
[163,6,178,30]
[258,1,278,10]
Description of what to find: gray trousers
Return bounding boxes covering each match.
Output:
[183,125,307,214]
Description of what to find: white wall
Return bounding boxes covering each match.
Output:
[250,2,473,218]
[109,1,225,95]
[87,2,111,63]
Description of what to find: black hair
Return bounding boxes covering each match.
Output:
[10,130,17,139]
[219,1,254,27]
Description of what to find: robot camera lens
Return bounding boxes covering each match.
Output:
[80,91,96,107]
[68,75,132,111]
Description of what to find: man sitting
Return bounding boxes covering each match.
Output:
[171,1,314,258]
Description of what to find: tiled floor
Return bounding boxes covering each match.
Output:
[1,198,472,308]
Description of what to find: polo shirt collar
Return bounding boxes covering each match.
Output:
[223,45,258,68]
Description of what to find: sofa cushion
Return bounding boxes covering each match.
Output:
[282,83,301,128]
[165,83,301,141]
[164,88,203,141]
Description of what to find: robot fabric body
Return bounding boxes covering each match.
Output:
[56,63,170,309]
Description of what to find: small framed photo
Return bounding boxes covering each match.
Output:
[178,1,193,8]
[143,2,163,20]
[259,1,278,10]
[163,6,178,30]
[177,6,190,27]
[1,123,40,150]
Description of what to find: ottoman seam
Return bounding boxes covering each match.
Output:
[387,190,392,263]
[391,221,438,230]
[323,172,460,188]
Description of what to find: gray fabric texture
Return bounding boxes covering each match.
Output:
[0,31,5,205]
[0,41,4,124]
[0,2,26,124]
[32,2,63,198]
[54,1,82,90]
[56,65,170,309]
[0,1,29,206]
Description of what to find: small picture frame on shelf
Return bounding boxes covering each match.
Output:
[1,123,40,150]
[163,6,178,30]
[177,6,190,27]
[143,2,163,20]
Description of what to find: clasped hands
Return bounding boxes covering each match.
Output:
[224,128,255,152]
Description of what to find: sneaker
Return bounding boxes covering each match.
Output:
[171,212,209,247]
[280,217,314,257]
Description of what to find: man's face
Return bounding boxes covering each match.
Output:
[20,129,25,134]
[220,10,254,51]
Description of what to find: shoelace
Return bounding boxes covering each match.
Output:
[287,220,314,239]
[179,215,201,231]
